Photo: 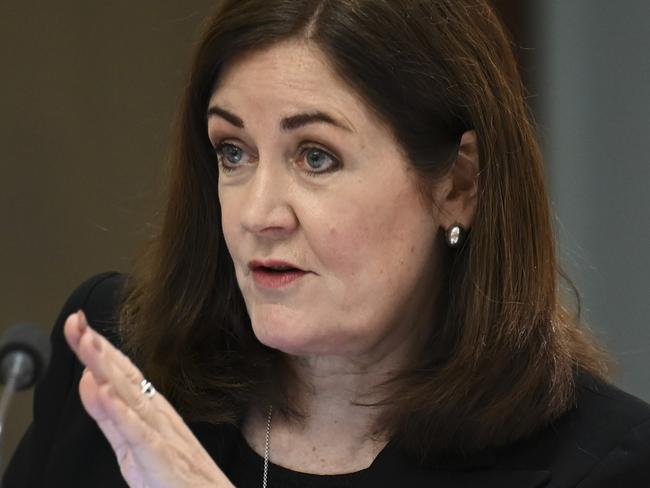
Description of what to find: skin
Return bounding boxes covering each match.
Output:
[64,311,233,487]
[63,39,478,485]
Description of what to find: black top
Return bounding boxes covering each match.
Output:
[4,272,650,487]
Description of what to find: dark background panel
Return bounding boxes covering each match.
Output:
[0,0,218,465]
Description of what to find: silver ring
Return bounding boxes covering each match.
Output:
[140,379,156,399]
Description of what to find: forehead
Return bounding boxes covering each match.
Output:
[208,41,371,126]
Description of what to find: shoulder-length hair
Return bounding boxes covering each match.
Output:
[120,0,609,459]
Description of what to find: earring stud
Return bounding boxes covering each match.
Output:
[445,224,467,248]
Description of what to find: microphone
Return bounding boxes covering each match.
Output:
[0,324,50,390]
[0,323,51,476]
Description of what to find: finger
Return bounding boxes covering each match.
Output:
[63,310,86,351]
[84,377,145,486]
[82,369,224,487]
[64,311,163,439]
[97,343,203,447]
[69,314,233,487]
[79,368,129,450]
[79,371,128,452]
[98,419,143,488]
[87,369,228,486]
[78,367,105,420]
[97,383,221,486]
[94,388,139,478]
[67,311,119,384]
[72,312,159,418]
[70,312,197,445]
[78,367,149,486]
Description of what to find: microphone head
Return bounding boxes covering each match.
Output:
[0,323,51,390]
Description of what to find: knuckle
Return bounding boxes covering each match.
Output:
[131,395,149,415]
[124,366,142,385]
[142,427,161,448]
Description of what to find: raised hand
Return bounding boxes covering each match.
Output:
[63,310,235,488]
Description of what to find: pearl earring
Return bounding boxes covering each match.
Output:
[445,224,467,248]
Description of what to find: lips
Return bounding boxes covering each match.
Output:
[248,259,308,289]
[248,259,303,272]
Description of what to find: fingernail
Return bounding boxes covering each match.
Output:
[92,334,102,352]
[76,310,87,332]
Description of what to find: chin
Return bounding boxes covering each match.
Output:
[252,322,319,355]
[249,312,335,356]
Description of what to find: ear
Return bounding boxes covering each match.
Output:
[434,130,479,230]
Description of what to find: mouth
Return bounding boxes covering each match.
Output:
[248,260,308,289]
[248,259,304,272]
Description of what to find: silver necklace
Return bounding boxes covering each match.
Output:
[262,405,273,488]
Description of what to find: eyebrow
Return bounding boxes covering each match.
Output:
[206,105,354,133]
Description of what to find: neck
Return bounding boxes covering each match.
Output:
[243,283,441,474]
[243,359,393,474]
[243,318,431,474]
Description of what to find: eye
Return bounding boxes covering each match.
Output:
[214,142,252,172]
[298,146,341,176]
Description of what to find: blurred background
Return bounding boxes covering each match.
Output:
[1,0,649,467]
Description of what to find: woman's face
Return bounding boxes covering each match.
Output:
[209,41,447,360]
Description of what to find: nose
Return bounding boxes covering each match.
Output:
[239,162,298,239]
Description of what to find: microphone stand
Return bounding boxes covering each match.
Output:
[0,323,50,485]
[0,352,32,479]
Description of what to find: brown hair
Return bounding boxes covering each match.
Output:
[120,0,609,459]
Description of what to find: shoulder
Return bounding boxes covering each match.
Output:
[66,271,127,343]
[498,371,650,486]
[3,272,130,488]
[573,371,650,448]
[570,373,650,485]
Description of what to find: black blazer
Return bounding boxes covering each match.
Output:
[4,272,650,487]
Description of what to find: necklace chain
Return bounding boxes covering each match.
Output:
[262,405,273,488]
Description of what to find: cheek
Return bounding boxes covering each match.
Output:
[218,187,241,254]
[309,192,435,308]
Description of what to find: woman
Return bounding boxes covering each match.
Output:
[5,0,650,486]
